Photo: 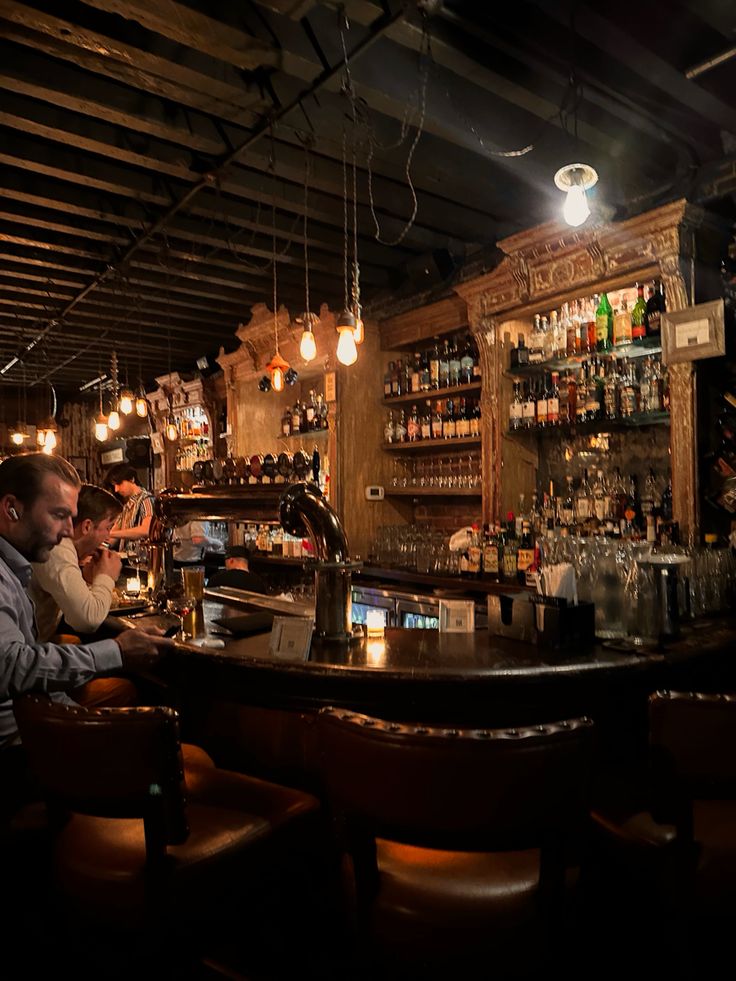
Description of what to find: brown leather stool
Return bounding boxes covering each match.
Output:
[317,708,595,978]
[14,694,321,969]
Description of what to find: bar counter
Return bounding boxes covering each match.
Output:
[114,589,736,743]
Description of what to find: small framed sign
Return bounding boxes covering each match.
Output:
[439,599,475,633]
[661,299,725,365]
[150,431,165,455]
[324,370,336,403]
[268,616,314,661]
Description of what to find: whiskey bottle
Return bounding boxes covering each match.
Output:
[431,402,443,440]
[449,338,461,387]
[460,335,475,384]
[420,401,432,440]
[516,520,535,586]
[522,382,536,429]
[613,296,632,347]
[547,372,560,425]
[645,281,665,336]
[281,406,292,437]
[442,399,457,439]
[631,283,647,343]
[509,382,523,431]
[429,339,441,390]
[407,404,421,442]
[595,292,613,352]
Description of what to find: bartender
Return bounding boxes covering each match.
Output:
[105,463,155,547]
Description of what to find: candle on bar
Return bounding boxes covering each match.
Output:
[366,610,385,638]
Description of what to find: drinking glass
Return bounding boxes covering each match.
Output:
[166,572,196,639]
[182,565,205,604]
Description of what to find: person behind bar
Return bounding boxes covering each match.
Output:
[29,484,123,642]
[207,545,268,594]
[105,463,155,547]
[0,454,173,759]
[173,520,223,567]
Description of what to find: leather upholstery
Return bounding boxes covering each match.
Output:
[13,695,320,923]
[318,708,594,963]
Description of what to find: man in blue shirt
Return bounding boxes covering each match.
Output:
[0,454,173,760]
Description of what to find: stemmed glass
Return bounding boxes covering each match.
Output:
[166,571,195,640]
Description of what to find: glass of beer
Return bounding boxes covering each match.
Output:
[182,565,205,605]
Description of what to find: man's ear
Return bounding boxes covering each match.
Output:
[78,518,93,537]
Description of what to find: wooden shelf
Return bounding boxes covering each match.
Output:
[382,381,481,407]
[386,488,482,497]
[507,337,662,378]
[383,436,481,452]
[506,411,670,438]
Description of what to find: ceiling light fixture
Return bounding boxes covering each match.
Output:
[265,133,290,392]
[554,163,598,228]
[94,374,108,442]
[298,141,319,363]
[336,130,359,367]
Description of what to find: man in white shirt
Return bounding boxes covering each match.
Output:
[173,520,224,565]
[30,484,124,642]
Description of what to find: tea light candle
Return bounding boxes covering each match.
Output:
[126,576,140,596]
[366,610,385,638]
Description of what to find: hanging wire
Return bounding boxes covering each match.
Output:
[351,138,360,314]
[341,128,350,311]
[303,140,312,320]
[270,127,280,354]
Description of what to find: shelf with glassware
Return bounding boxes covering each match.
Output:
[385,487,482,497]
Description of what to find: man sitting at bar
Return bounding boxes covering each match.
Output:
[0,454,173,762]
[105,463,155,547]
[207,544,268,594]
[29,484,123,643]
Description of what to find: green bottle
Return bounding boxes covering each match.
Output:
[595,292,613,353]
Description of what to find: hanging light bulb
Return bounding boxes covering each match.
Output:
[10,430,25,446]
[36,428,46,447]
[135,390,148,417]
[336,309,358,366]
[554,163,598,228]
[43,429,57,451]
[119,388,134,415]
[353,307,364,345]
[94,413,108,442]
[165,414,179,441]
[266,352,290,393]
[300,327,317,362]
[107,408,121,432]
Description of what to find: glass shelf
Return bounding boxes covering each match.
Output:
[277,428,329,440]
[386,487,481,497]
[507,336,662,377]
[506,411,670,437]
[383,436,481,452]
[382,380,481,407]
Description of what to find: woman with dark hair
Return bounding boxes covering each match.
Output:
[105,464,155,546]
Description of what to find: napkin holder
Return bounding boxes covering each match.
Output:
[487,592,595,649]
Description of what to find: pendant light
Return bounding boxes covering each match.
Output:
[350,136,364,346]
[265,134,290,390]
[165,413,179,441]
[12,364,30,445]
[107,351,121,431]
[94,376,108,442]
[119,361,134,415]
[134,322,147,416]
[336,130,358,366]
[554,163,598,227]
[298,141,319,363]
[39,385,58,454]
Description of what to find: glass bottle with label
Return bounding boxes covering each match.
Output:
[645,281,665,336]
[466,524,482,577]
[443,399,456,439]
[575,469,593,524]
[429,339,441,390]
[431,402,443,440]
[384,411,395,444]
[460,335,474,384]
[603,360,620,420]
[469,401,481,437]
[547,372,560,425]
[613,296,632,347]
[384,363,393,398]
[482,524,502,581]
[536,376,548,428]
[449,338,461,388]
[595,292,613,352]
[592,470,610,523]
[456,398,469,438]
[420,401,432,440]
[407,405,421,442]
[517,521,535,585]
[560,476,575,529]
[291,400,302,434]
[585,296,598,354]
[410,354,422,393]
[522,383,536,429]
[395,410,407,443]
[529,315,545,364]
[631,283,647,343]
[439,340,451,389]
[502,513,518,581]
[281,406,292,437]
[420,350,431,391]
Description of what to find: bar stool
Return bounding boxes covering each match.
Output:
[317,707,595,979]
[13,695,321,972]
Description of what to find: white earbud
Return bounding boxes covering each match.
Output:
[8,507,19,521]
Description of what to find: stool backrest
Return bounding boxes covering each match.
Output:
[14,695,189,851]
[649,690,736,808]
[318,708,595,851]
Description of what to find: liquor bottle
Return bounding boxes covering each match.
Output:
[560,475,575,528]
[640,468,658,519]
[384,411,395,444]
[390,360,401,397]
[420,350,431,391]
[410,353,422,393]
[305,390,317,430]
[536,376,548,428]
[281,406,292,437]
[661,477,673,521]
[645,281,665,336]
[449,338,461,388]
[572,299,584,354]
[595,292,613,352]
[466,524,482,577]
[429,338,441,390]
[586,296,597,354]
[620,360,640,417]
[319,394,329,429]
[482,524,502,581]
[472,341,481,381]
[563,302,576,358]
[592,470,610,523]
[631,283,647,343]
[311,447,320,485]
[547,310,561,360]
[431,402,443,439]
[502,512,518,581]
[460,334,475,384]
[555,308,567,359]
[610,468,627,524]
[517,520,535,585]
[529,315,545,364]
[639,358,652,414]
[420,401,432,440]
[510,333,529,370]
[559,372,570,425]
[443,399,456,439]
[395,410,408,443]
[547,372,560,425]
[613,296,632,347]
[603,360,619,420]
[584,361,601,421]
[575,469,593,523]
[622,475,641,537]
[407,404,421,442]
[456,397,469,438]
[541,315,553,362]
[522,382,536,429]
[469,400,481,437]
[291,400,302,434]
[384,363,393,398]
[439,339,451,389]
[575,368,587,425]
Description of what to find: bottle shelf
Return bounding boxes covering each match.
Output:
[383,436,481,452]
[506,410,670,438]
[382,380,481,407]
[277,428,329,440]
[385,487,482,497]
[507,336,662,377]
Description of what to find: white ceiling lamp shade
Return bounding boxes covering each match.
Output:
[554,163,598,228]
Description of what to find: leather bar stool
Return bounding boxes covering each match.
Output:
[317,708,595,979]
[13,694,321,968]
